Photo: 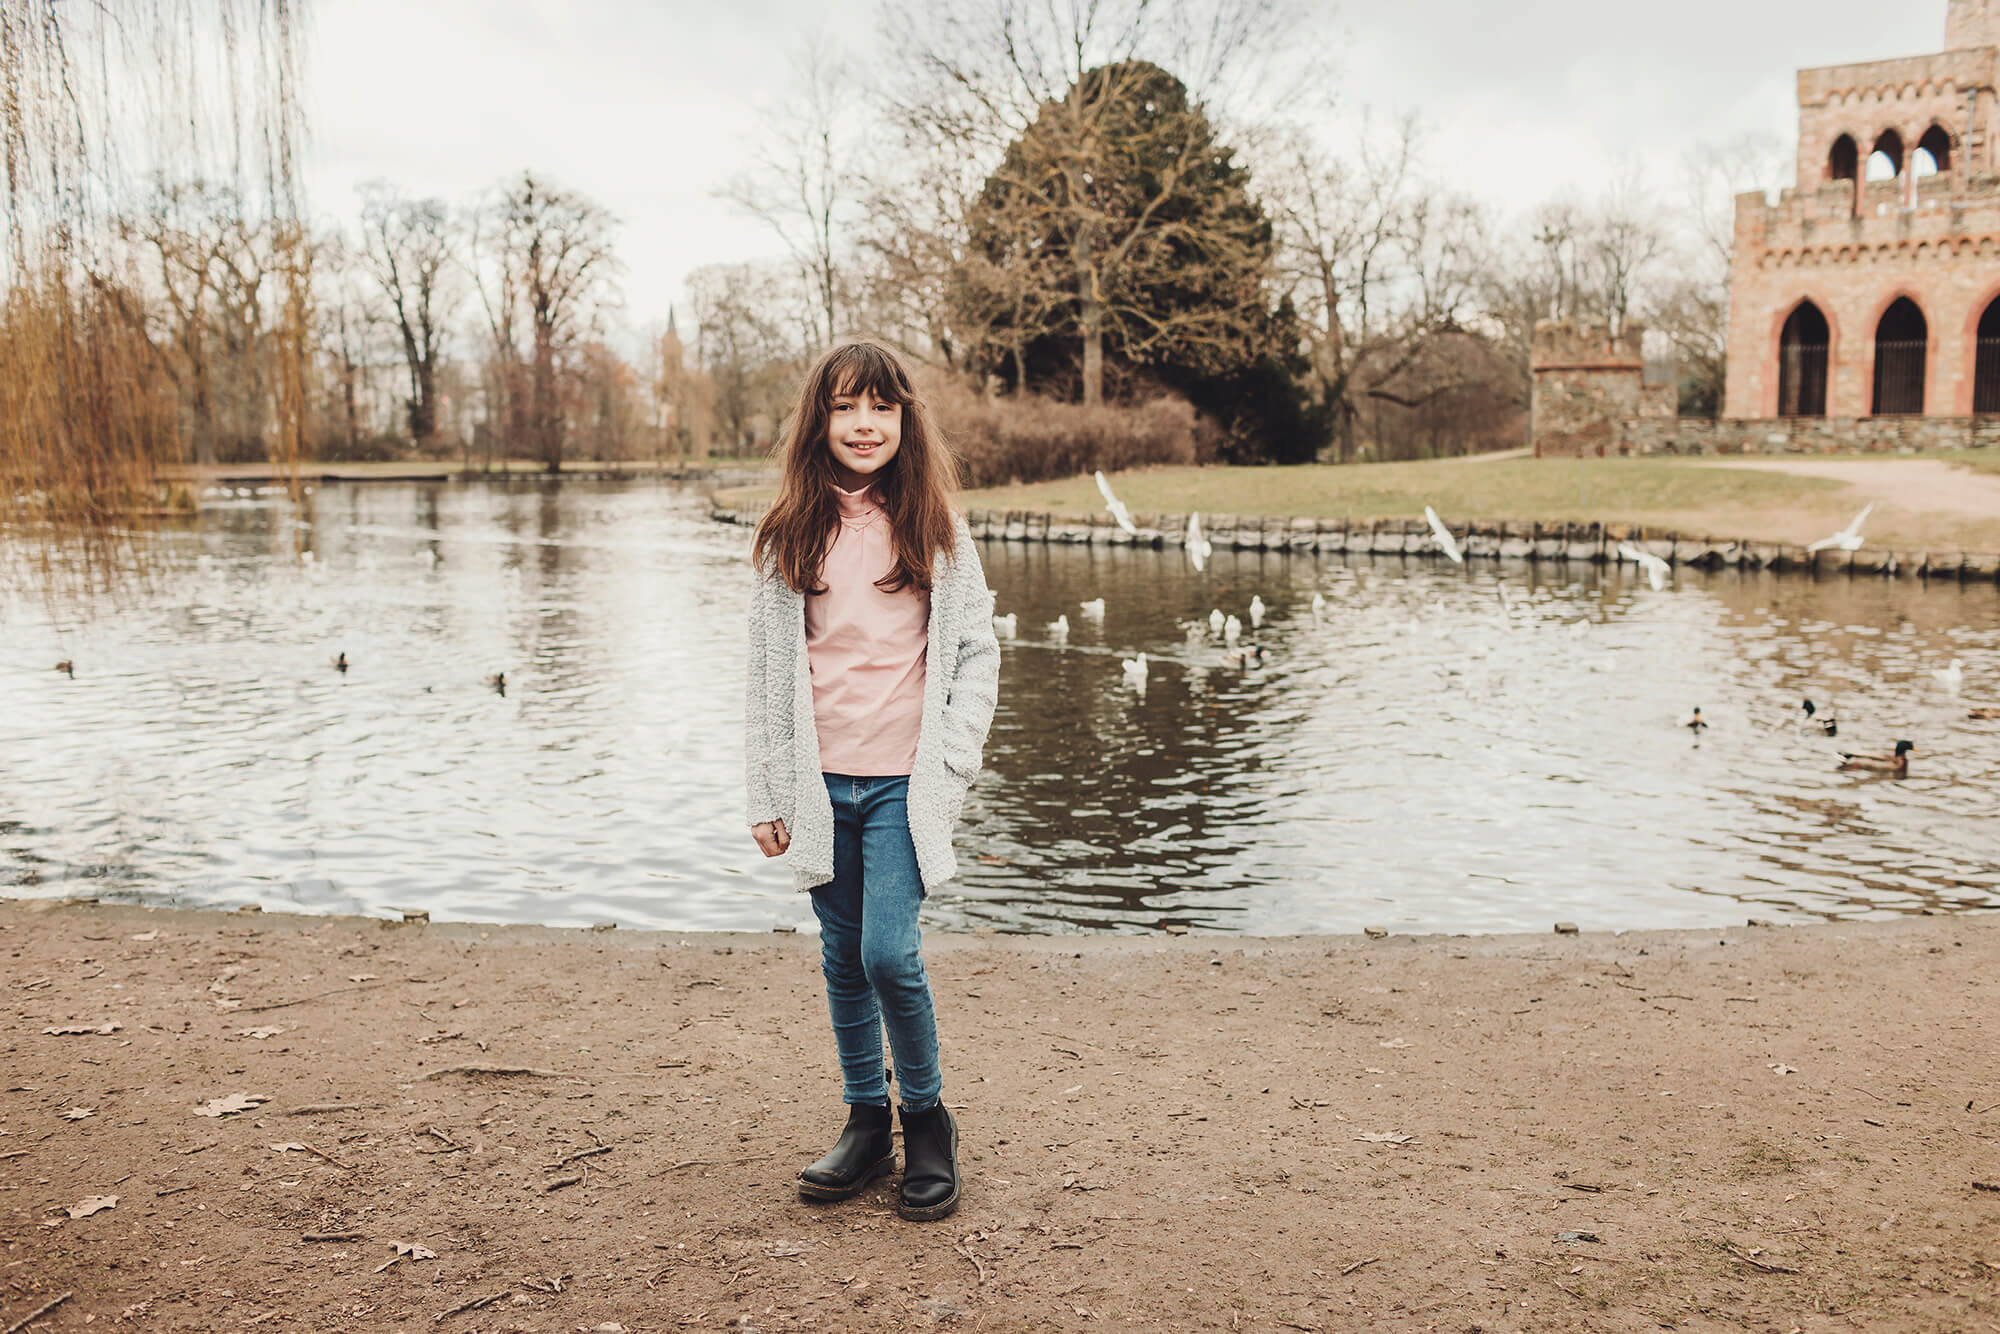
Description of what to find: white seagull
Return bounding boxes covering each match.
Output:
[1186,511,1212,572]
[1934,658,1964,694]
[1223,614,1242,647]
[1248,594,1266,629]
[1121,651,1149,689]
[1616,542,1672,592]
[1806,504,1873,553]
[1079,597,1106,621]
[1047,614,1070,642]
[1424,506,1464,565]
[1095,471,1138,535]
[992,612,1018,638]
[1208,608,1225,636]
[1311,591,1326,620]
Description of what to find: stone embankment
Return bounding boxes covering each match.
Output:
[710,502,2000,582]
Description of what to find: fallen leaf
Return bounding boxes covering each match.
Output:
[1377,1038,1411,1049]
[1769,1064,1797,1076]
[130,930,159,941]
[237,1026,283,1040]
[765,1242,807,1258]
[346,974,378,983]
[192,1092,270,1118]
[43,1022,120,1035]
[1555,1231,1602,1244]
[389,1240,436,1261]
[1354,1131,1413,1145]
[68,1194,118,1218]
[62,1107,95,1121]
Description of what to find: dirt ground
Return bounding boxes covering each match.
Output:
[4,899,1998,1333]
[1696,457,2000,522]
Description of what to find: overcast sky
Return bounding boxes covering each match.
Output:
[304,0,1948,339]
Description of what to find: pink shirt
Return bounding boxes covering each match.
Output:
[805,484,930,775]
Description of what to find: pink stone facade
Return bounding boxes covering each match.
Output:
[1723,0,2000,421]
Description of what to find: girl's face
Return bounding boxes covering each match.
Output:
[825,383,903,490]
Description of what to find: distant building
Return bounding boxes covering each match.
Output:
[1530,320,1675,458]
[1725,0,2000,422]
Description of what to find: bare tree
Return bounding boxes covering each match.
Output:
[1586,166,1664,339]
[685,261,801,452]
[359,184,459,444]
[468,172,620,470]
[719,37,855,349]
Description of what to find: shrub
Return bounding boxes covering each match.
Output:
[925,378,1196,488]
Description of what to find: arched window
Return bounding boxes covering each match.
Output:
[1866,129,1904,181]
[1915,124,1952,175]
[1975,297,2000,414]
[1872,297,1927,415]
[1778,302,1829,418]
[1828,134,1859,181]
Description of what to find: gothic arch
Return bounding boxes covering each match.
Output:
[1960,280,2000,413]
[1870,295,1928,415]
[1828,133,1859,182]
[1915,124,1952,175]
[1775,298,1833,417]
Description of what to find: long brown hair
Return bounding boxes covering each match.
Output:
[752,339,960,595]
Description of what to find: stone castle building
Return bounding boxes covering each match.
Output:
[1724,0,2000,423]
[1533,0,2000,455]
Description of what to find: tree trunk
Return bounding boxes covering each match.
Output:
[1079,296,1103,407]
[533,326,560,472]
[412,359,437,442]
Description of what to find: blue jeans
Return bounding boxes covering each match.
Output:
[809,773,943,1113]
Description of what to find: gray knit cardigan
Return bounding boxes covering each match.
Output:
[744,515,1001,893]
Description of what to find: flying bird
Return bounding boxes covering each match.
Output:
[1806,504,1873,553]
[1186,512,1212,572]
[1616,542,1671,592]
[1095,471,1138,535]
[1424,506,1464,564]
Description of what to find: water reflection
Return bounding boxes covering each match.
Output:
[3,480,1996,936]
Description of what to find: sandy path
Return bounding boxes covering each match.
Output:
[1698,457,2000,520]
[4,897,1996,1332]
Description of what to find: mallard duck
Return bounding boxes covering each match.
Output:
[1684,707,1707,732]
[485,671,507,694]
[1838,739,1913,775]
[1969,707,2000,721]
[1223,643,1269,669]
[1801,699,1836,737]
[54,659,73,678]
[331,651,348,673]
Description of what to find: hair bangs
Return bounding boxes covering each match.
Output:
[823,341,914,406]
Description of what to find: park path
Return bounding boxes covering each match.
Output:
[1698,456,2000,520]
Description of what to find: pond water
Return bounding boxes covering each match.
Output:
[4,479,1997,936]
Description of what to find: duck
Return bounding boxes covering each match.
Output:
[1801,699,1836,737]
[1837,739,1913,775]
[1683,707,1707,733]
[332,651,348,673]
[1969,707,2000,720]
[1223,643,1269,669]
[992,612,1018,639]
[1079,597,1106,622]
[485,671,507,694]
[54,659,74,678]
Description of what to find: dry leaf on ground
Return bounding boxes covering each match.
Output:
[43,1022,120,1035]
[1355,1131,1414,1144]
[192,1092,270,1118]
[67,1195,118,1218]
[61,1107,95,1121]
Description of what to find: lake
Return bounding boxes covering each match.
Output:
[4,478,1996,935]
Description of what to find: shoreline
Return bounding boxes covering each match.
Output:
[6,895,1995,1331]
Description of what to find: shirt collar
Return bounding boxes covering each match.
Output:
[833,482,879,521]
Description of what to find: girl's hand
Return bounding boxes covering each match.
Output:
[752,820,790,857]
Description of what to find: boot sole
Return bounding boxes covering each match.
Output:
[797,1152,894,1202]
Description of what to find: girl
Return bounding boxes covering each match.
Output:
[744,338,1000,1222]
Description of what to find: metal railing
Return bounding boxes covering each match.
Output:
[1779,343,1828,417]
[1976,338,2000,415]
[1871,339,1927,416]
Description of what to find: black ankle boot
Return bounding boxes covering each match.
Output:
[798,1102,894,1201]
[897,1103,959,1221]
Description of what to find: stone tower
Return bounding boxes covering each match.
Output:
[1947,0,2000,50]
